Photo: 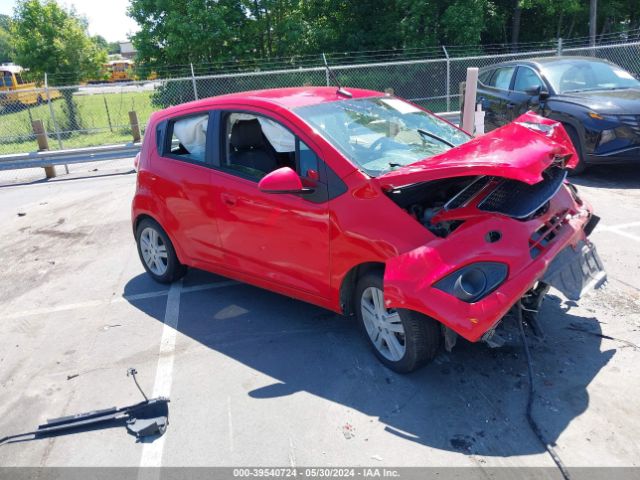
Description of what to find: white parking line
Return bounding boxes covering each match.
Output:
[139,279,183,470]
[4,280,238,320]
[598,222,640,243]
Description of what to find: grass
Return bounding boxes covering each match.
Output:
[0,91,156,155]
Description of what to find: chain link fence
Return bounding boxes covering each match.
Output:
[1,38,640,165]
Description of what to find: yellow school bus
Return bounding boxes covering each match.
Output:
[106,60,134,82]
[0,64,61,107]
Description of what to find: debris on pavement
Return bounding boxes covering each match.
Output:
[0,368,169,446]
[342,422,355,439]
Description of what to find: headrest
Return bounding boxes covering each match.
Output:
[230,119,264,150]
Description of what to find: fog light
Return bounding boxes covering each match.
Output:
[454,268,487,301]
[434,262,508,303]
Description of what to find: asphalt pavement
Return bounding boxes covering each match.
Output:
[0,161,638,470]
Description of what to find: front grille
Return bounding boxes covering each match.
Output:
[478,168,567,219]
[618,115,640,138]
[529,210,569,258]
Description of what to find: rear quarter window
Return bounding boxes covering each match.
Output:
[478,69,494,85]
[164,114,209,163]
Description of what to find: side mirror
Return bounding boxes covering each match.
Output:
[539,90,550,101]
[258,167,310,194]
[524,85,542,96]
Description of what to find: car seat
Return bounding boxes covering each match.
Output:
[229,119,278,174]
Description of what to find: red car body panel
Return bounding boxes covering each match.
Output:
[132,87,595,343]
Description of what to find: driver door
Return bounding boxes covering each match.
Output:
[210,110,332,300]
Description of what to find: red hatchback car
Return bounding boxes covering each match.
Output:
[132,87,605,372]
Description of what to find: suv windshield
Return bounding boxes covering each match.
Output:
[541,60,640,93]
[293,97,470,176]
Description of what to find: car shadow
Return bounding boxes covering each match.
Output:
[571,163,640,189]
[124,270,615,457]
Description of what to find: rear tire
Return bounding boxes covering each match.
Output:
[355,270,441,373]
[564,124,587,175]
[135,218,186,283]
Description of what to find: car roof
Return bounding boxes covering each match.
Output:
[159,86,382,117]
[481,55,616,70]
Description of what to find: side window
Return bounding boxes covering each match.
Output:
[298,139,319,180]
[513,67,544,92]
[223,112,302,182]
[3,72,13,87]
[478,69,494,86]
[489,67,515,90]
[15,74,25,85]
[166,114,208,163]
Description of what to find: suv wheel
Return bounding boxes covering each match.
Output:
[564,124,587,175]
[355,270,441,373]
[136,218,186,283]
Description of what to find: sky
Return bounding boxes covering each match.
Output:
[0,0,139,42]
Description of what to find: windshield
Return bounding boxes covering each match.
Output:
[293,97,470,176]
[541,60,640,94]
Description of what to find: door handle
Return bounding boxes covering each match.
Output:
[506,102,516,109]
[221,194,236,207]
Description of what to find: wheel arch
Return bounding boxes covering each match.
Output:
[133,212,187,264]
[545,110,586,151]
[339,261,386,316]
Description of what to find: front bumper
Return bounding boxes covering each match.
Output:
[587,146,640,164]
[383,186,600,342]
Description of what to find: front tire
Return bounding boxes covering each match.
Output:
[564,124,587,175]
[355,271,441,373]
[135,218,186,283]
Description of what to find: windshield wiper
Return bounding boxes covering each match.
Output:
[564,87,630,93]
[417,129,455,148]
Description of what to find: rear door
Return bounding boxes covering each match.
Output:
[509,65,547,118]
[150,111,224,265]
[478,66,516,131]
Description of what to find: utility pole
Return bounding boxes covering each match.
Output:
[589,0,598,47]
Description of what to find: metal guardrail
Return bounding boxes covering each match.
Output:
[435,111,461,125]
[0,142,141,171]
[0,110,460,172]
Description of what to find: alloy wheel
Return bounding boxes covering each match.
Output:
[360,286,406,361]
[140,226,169,276]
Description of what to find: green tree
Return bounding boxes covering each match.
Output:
[11,0,107,130]
[128,0,248,69]
[0,14,12,63]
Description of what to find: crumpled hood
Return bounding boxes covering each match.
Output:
[375,112,578,190]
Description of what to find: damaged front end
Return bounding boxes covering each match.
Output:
[378,112,606,345]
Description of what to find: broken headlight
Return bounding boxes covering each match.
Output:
[434,262,508,303]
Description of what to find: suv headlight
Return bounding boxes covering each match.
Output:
[434,262,508,303]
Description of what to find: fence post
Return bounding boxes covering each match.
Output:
[103,97,113,132]
[129,111,141,143]
[32,119,56,179]
[442,46,451,112]
[557,37,563,56]
[461,67,478,134]
[190,63,199,100]
[44,73,68,173]
[324,54,330,86]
